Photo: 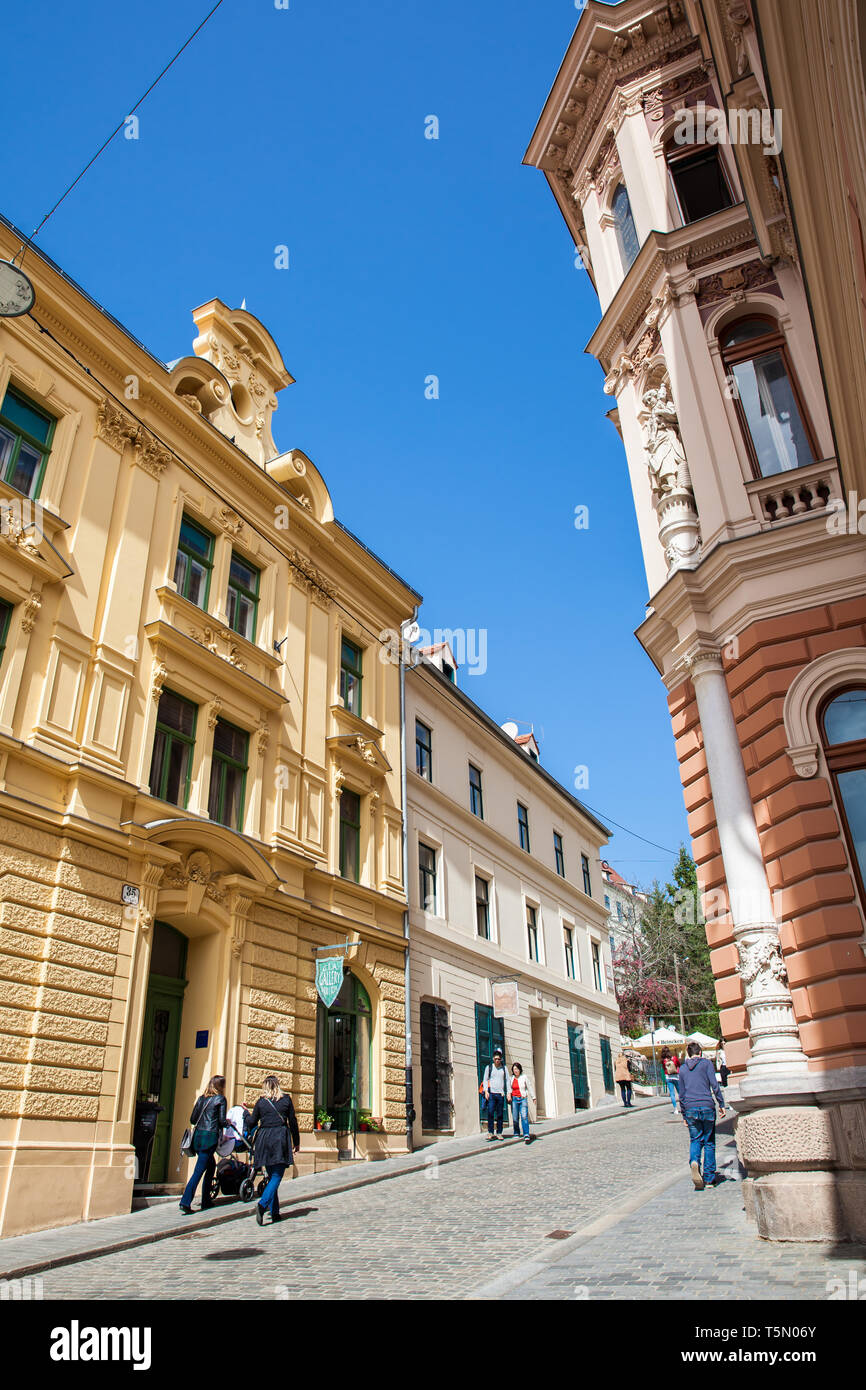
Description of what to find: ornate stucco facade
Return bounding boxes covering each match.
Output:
[0,215,418,1236]
[405,651,620,1141]
[526,0,866,1239]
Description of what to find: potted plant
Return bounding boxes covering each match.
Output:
[316,1108,334,1131]
[358,1111,372,1133]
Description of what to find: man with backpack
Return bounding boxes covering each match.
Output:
[678,1041,727,1189]
[482,1049,508,1140]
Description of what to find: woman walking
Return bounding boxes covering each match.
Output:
[661,1048,680,1114]
[614,1050,634,1108]
[246,1075,300,1226]
[509,1062,535,1143]
[179,1074,227,1215]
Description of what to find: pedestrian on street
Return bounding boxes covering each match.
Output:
[614,1049,634,1108]
[716,1045,729,1089]
[678,1042,727,1190]
[179,1074,227,1215]
[509,1062,535,1142]
[483,1049,508,1140]
[661,1047,680,1113]
[246,1075,301,1225]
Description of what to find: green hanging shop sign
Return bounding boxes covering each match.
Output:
[316,956,344,1009]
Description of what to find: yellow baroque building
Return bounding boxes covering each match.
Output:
[0,215,419,1236]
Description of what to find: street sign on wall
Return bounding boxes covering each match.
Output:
[492,981,519,1017]
[316,956,344,1008]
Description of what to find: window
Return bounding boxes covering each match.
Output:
[340,638,363,716]
[226,553,259,642]
[420,1001,452,1130]
[581,853,592,897]
[553,831,565,878]
[0,599,11,666]
[208,719,248,829]
[475,875,490,939]
[174,515,214,608]
[149,690,197,808]
[821,688,866,902]
[415,720,433,781]
[469,764,484,818]
[666,141,733,223]
[339,789,362,882]
[441,660,456,683]
[592,941,603,992]
[612,183,640,271]
[526,905,540,962]
[564,927,576,980]
[604,893,611,910]
[616,901,624,922]
[720,318,817,478]
[0,387,54,498]
[517,802,530,853]
[609,933,616,952]
[418,842,437,913]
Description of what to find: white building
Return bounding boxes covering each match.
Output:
[601,860,646,955]
[405,648,621,1142]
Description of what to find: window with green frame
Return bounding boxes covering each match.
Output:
[226,552,259,642]
[469,763,484,819]
[517,801,530,853]
[339,788,362,881]
[149,690,197,807]
[554,831,565,878]
[0,387,55,498]
[173,515,214,609]
[340,638,363,715]
[208,719,248,829]
[0,598,12,666]
[415,719,432,781]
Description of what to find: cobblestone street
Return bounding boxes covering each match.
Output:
[34,1104,866,1301]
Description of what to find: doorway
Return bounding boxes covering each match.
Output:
[474,1002,506,1125]
[315,970,373,1131]
[530,1013,552,1119]
[135,922,188,1183]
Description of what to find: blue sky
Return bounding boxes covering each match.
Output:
[4,0,689,883]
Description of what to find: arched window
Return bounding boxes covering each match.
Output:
[315,969,373,1130]
[612,183,640,271]
[720,317,818,477]
[821,688,866,902]
[666,140,733,223]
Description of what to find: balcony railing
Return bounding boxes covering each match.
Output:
[745,458,843,528]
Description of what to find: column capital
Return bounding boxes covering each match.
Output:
[680,641,724,680]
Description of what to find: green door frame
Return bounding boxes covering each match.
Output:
[474,1002,506,1124]
[567,1021,590,1110]
[137,973,186,1182]
[600,1036,615,1094]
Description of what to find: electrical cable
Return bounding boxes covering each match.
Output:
[15,0,227,268]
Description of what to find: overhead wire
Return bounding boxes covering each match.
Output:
[15,0,227,268]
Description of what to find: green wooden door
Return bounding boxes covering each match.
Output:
[567,1022,590,1110]
[600,1036,615,1094]
[474,1003,506,1123]
[137,977,185,1182]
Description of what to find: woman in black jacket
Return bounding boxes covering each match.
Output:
[246,1075,300,1225]
[179,1075,227,1215]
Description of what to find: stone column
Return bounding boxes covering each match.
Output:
[683,643,808,1078]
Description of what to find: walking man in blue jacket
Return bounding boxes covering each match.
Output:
[677,1042,727,1189]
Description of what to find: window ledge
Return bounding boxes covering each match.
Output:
[744,457,842,528]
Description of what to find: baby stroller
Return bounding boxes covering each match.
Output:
[206,1115,266,1205]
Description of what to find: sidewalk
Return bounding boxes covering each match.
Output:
[469,1118,866,1301]
[0,1097,667,1281]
